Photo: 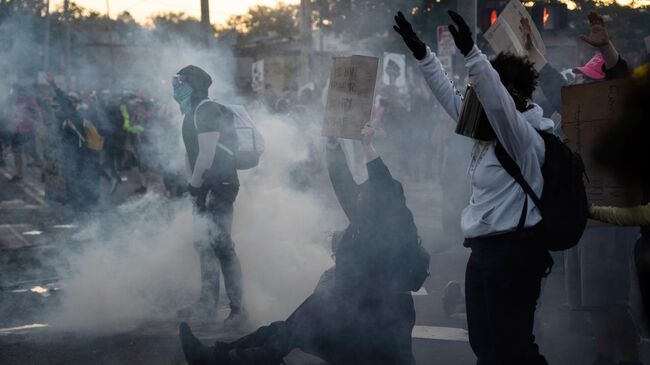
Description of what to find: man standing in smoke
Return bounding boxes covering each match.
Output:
[172,65,247,327]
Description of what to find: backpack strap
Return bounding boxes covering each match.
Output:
[494,142,542,231]
[193,99,235,156]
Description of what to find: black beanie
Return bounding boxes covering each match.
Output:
[177,65,212,103]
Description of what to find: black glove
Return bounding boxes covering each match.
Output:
[447,10,474,57]
[393,11,427,60]
[187,184,201,197]
[187,184,208,208]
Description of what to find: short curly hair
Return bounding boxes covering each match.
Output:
[490,52,539,112]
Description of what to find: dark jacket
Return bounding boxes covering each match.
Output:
[52,87,84,147]
[326,143,419,295]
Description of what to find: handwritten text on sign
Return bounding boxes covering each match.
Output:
[322,56,378,140]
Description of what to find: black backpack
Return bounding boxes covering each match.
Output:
[394,238,431,292]
[495,131,588,251]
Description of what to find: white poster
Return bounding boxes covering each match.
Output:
[382,52,406,88]
[251,59,264,92]
[323,55,379,140]
[483,0,547,71]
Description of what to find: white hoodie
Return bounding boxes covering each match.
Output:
[418,45,554,238]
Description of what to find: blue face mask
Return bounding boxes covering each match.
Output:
[173,82,193,115]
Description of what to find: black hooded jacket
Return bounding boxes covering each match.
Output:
[326,143,419,296]
[177,65,239,202]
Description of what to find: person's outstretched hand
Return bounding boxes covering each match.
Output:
[447,10,474,57]
[580,12,609,48]
[393,11,427,60]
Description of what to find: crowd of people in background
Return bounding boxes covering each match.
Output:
[0,65,446,217]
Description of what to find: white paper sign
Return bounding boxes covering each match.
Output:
[251,59,264,92]
[483,0,547,71]
[322,55,379,140]
[382,52,406,88]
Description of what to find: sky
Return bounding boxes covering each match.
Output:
[51,0,301,25]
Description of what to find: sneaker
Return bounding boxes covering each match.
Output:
[442,281,463,316]
[179,322,216,365]
[9,175,23,183]
[177,302,217,320]
[224,308,248,329]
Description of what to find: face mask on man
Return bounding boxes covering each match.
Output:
[172,74,193,115]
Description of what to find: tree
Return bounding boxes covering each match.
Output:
[220,2,299,43]
[150,12,208,43]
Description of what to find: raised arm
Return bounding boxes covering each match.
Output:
[417,48,464,121]
[326,139,359,223]
[394,11,463,121]
[448,11,542,160]
[590,203,650,227]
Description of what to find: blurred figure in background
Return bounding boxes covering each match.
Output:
[9,84,43,182]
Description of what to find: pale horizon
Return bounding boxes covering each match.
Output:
[51,0,301,25]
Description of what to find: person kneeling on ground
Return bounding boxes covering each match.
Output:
[179,124,420,365]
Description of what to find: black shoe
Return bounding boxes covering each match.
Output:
[224,308,248,329]
[179,322,216,365]
[9,175,23,183]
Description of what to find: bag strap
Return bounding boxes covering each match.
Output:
[494,143,542,231]
[193,99,235,156]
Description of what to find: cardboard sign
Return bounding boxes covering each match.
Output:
[251,59,264,92]
[322,55,379,140]
[382,53,406,88]
[562,79,632,206]
[484,0,547,71]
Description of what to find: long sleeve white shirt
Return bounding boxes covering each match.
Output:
[418,46,554,238]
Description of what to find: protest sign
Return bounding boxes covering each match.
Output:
[483,0,547,71]
[322,55,379,140]
[382,53,406,88]
[562,79,634,207]
[251,59,264,92]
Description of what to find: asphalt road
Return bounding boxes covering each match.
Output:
[0,160,647,365]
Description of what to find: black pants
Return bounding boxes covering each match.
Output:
[464,230,552,365]
[221,269,415,365]
[635,235,650,327]
[195,191,243,310]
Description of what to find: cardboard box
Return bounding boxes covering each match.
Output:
[561,79,633,207]
[322,55,378,140]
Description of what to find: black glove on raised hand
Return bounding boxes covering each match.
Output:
[447,10,474,57]
[393,11,427,60]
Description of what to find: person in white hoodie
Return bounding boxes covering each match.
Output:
[395,11,553,365]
